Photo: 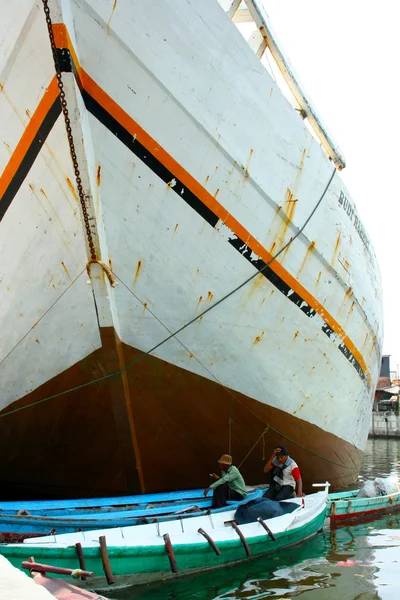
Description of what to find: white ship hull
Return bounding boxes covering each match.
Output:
[0,0,383,497]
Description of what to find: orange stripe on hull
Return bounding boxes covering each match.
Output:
[12,23,369,386]
[0,77,59,200]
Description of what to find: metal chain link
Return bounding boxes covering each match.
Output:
[41,0,97,261]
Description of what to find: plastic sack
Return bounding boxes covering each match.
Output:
[357,480,379,498]
[357,473,400,498]
[375,473,399,496]
[234,497,298,525]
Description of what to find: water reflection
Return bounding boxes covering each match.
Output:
[122,439,400,600]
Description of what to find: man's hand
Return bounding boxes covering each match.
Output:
[210,473,220,480]
[272,447,281,458]
[203,487,211,497]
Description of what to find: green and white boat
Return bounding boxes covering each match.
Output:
[328,488,400,523]
[0,486,329,592]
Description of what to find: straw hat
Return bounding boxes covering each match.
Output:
[217,454,232,465]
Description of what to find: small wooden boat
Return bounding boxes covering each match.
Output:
[0,488,214,516]
[0,490,263,542]
[327,488,400,522]
[0,554,109,599]
[24,559,110,600]
[0,485,329,592]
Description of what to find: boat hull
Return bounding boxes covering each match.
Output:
[1,507,326,590]
[0,335,362,498]
[328,490,400,522]
[0,0,382,499]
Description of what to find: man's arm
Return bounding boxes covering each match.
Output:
[210,467,237,490]
[292,466,305,497]
[264,448,280,473]
[295,477,305,497]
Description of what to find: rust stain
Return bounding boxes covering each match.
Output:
[96,165,101,186]
[316,272,322,285]
[108,258,112,270]
[334,232,341,254]
[207,291,213,302]
[214,188,219,199]
[174,223,178,232]
[142,302,147,313]
[66,177,78,201]
[107,0,118,32]
[40,188,48,199]
[298,241,315,275]
[284,188,297,222]
[133,260,142,285]
[269,241,276,254]
[36,339,40,344]
[25,108,31,118]
[243,148,254,180]
[298,148,307,171]
[196,296,203,309]
[253,331,264,345]
[61,261,72,280]
[205,175,210,184]
[293,330,299,341]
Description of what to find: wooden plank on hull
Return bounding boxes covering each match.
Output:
[222,0,346,169]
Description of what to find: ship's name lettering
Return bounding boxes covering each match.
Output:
[338,191,369,248]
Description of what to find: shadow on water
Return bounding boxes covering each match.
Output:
[116,439,400,600]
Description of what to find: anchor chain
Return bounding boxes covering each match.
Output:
[41,0,96,262]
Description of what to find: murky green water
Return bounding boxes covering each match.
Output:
[122,438,400,600]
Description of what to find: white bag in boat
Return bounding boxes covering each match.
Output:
[357,480,379,498]
[374,473,399,496]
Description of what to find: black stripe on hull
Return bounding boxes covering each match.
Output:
[0,47,368,386]
[76,81,368,386]
[0,97,61,221]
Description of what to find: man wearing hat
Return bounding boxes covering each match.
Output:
[263,445,304,501]
[203,454,247,508]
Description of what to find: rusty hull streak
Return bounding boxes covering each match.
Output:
[107,0,118,32]
[253,331,264,345]
[207,291,213,302]
[244,148,254,179]
[96,165,101,186]
[293,330,299,341]
[196,296,203,309]
[174,223,178,232]
[133,260,142,285]
[297,241,316,276]
[65,177,78,201]
[61,261,72,280]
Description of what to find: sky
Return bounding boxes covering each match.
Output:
[255,0,400,379]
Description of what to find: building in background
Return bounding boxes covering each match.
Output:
[370,355,400,436]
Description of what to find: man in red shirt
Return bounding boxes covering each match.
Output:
[263,445,304,501]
